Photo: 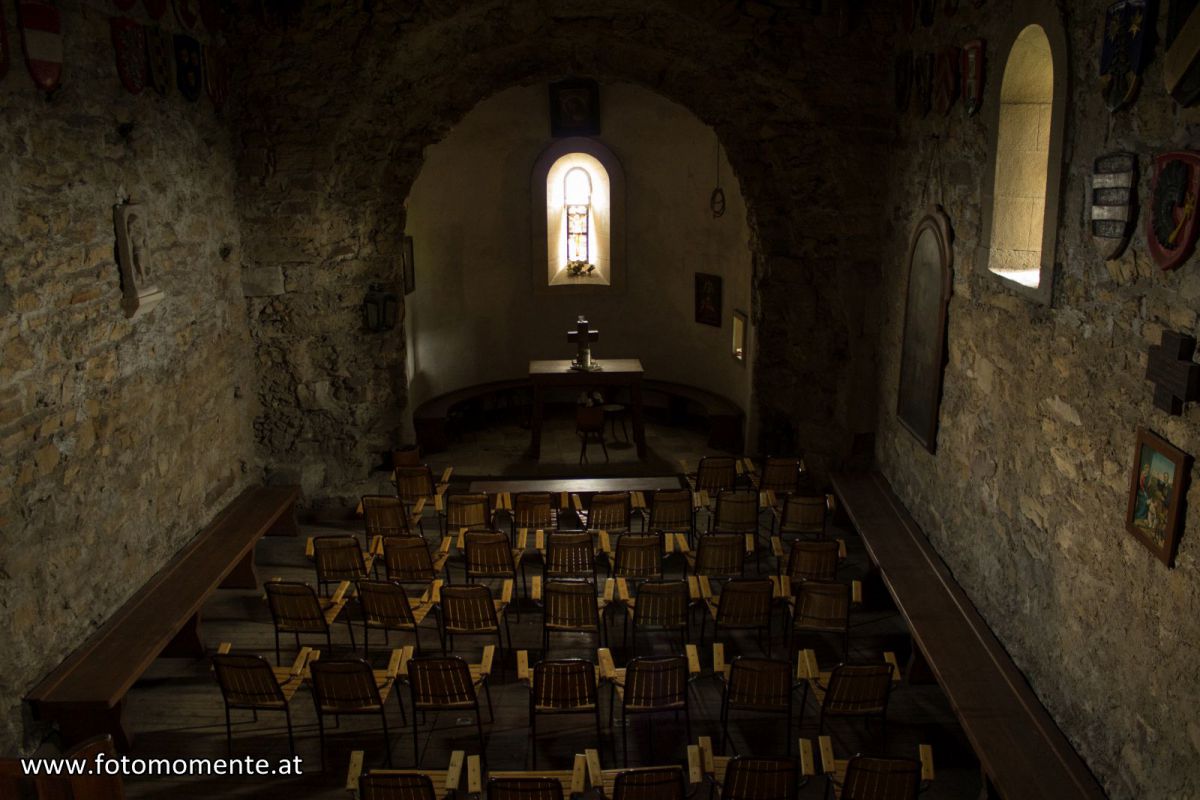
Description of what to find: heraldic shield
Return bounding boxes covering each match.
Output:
[174,33,201,102]
[1091,152,1139,261]
[111,17,146,95]
[19,0,63,92]
[1100,0,1157,111]
[146,25,171,96]
[961,39,985,116]
[1148,151,1200,271]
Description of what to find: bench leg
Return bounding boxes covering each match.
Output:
[51,699,133,751]
[266,505,298,537]
[161,612,206,659]
[220,548,259,589]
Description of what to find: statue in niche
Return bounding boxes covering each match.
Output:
[114,203,164,320]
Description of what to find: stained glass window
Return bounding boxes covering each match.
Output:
[565,167,592,265]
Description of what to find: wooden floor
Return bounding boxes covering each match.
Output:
[108,495,984,799]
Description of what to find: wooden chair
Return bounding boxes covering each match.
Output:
[212,645,310,756]
[345,749,466,800]
[609,765,689,800]
[796,650,900,740]
[539,578,606,652]
[700,578,774,655]
[309,653,406,769]
[610,531,664,584]
[383,535,452,585]
[577,405,608,463]
[584,491,633,534]
[685,533,747,582]
[775,493,832,539]
[517,656,603,768]
[719,755,801,800]
[601,651,696,766]
[690,456,738,494]
[359,579,442,655]
[716,654,796,755]
[443,492,492,536]
[513,491,558,534]
[264,579,353,665]
[787,579,861,662]
[644,489,694,541]
[805,736,934,800]
[362,494,420,542]
[750,457,803,496]
[467,754,585,799]
[710,491,761,571]
[777,539,844,583]
[311,534,376,595]
[543,531,598,583]
[408,654,494,766]
[488,777,566,800]
[620,579,690,652]
[439,581,512,660]
[393,465,452,536]
[463,530,527,602]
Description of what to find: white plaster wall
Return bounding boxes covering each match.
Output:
[403,83,753,430]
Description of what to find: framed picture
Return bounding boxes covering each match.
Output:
[550,78,600,137]
[732,309,747,363]
[695,273,722,327]
[401,236,415,295]
[1125,428,1190,567]
[897,205,953,453]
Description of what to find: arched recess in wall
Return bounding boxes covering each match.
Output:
[977,1,1068,306]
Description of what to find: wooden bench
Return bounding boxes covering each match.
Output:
[25,485,300,751]
[830,472,1105,800]
[413,378,531,453]
[642,379,743,451]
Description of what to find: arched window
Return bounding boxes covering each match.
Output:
[980,9,1067,305]
[544,152,611,285]
[565,167,592,269]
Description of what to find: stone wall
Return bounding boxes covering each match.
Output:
[876,1,1200,796]
[233,0,894,504]
[0,1,257,752]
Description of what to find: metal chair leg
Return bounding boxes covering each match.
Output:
[381,709,392,767]
[224,704,233,757]
[284,706,295,757]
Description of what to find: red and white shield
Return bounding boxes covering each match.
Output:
[1148,152,1200,271]
[111,17,146,95]
[18,0,62,93]
[0,1,10,80]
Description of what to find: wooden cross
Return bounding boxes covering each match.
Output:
[567,315,599,370]
[1146,330,1200,415]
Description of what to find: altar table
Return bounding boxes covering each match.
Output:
[529,359,647,460]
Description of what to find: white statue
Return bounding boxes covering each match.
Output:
[114,204,164,320]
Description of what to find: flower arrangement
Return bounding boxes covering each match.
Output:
[566,260,596,277]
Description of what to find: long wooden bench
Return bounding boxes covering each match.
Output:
[642,379,743,451]
[831,472,1105,800]
[413,378,531,453]
[25,485,300,750]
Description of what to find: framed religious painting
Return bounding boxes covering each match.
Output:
[550,78,600,137]
[1125,428,1190,567]
[896,206,953,453]
[402,236,415,295]
[695,273,722,327]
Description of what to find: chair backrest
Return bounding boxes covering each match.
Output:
[824,663,895,715]
[780,494,827,534]
[612,766,688,800]
[265,581,328,632]
[213,653,287,707]
[588,492,631,531]
[693,533,745,579]
[359,580,416,628]
[487,777,565,800]
[648,489,692,531]
[715,579,773,627]
[309,658,384,712]
[696,456,737,493]
[543,579,600,631]
[726,657,792,710]
[531,658,598,709]
[758,457,802,494]
[544,531,596,580]
[446,493,491,530]
[383,536,437,582]
[720,756,798,800]
[623,656,688,710]
[359,771,439,800]
[313,535,369,584]
[792,580,850,631]
[394,465,435,504]
[408,656,478,707]
[714,490,758,533]
[363,494,411,538]
[464,531,516,577]
[840,756,921,800]
[514,491,554,529]
[631,580,689,631]
[440,584,499,633]
[786,540,840,582]
[613,532,664,580]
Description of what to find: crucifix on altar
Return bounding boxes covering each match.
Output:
[567,315,601,371]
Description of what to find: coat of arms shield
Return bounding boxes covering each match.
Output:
[174,33,201,102]
[146,25,171,96]
[1100,0,1157,111]
[961,39,986,117]
[111,17,146,95]
[18,0,62,93]
[1148,151,1200,271]
[1092,152,1139,261]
